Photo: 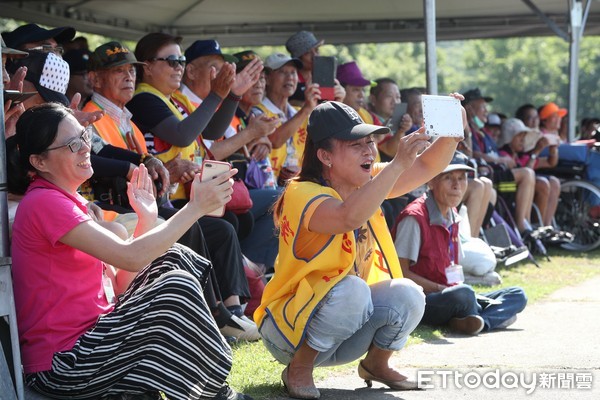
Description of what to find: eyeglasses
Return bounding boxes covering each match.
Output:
[25,45,64,56]
[46,127,92,153]
[149,55,186,68]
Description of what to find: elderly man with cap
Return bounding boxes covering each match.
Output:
[2,22,75,55]
[395,151,527,335]
[254,52,321,185]
[464,87,536,235]
[180,40,265,161]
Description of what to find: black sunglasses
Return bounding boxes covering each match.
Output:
[149,55,186,69]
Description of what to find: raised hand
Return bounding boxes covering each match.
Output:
[210,63,236,99]
[392,128,431,171]
[231,57,264,96]
[333,79,346,102]
[4,102,25,138]
[246,114,279,139]
[70,93,104,126]
[6,66,26,92]
[127,164,158,226]
[302,83,322,113]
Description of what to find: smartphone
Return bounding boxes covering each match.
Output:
[387,102,408,132]
[3,90,37,105]
[200,160,231,217]
[421,95,464,137]
[312,56,336,101]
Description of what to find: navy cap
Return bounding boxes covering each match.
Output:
[184,40,237,64]
[63,49,91,74]
[2,23,75,50]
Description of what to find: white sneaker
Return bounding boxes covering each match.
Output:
[220,314,261,342]
[464,271,502,287]
[496,315,517,329]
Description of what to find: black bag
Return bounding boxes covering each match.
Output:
[89,176,168,209]
[90,175,131,208]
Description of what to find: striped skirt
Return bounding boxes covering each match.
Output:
[26,243,232,399]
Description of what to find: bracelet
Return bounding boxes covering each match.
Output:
[227,92,242,102]
[140,153,151,164]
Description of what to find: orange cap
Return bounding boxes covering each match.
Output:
[539,102,567,120]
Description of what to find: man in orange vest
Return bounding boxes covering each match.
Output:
[84,41,260,341]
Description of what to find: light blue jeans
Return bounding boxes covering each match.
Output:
[260,276,425,367]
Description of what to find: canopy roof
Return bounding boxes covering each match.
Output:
[1,0,599,47]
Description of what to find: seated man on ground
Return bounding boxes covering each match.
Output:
[394,151,527,335]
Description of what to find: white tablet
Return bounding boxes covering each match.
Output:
[421,95,464,137]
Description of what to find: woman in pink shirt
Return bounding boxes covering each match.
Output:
[8,103,252,400]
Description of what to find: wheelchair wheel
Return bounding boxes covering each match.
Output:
[554,180,600,251]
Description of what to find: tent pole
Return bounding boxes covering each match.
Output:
[568,0,582,143]
[424,0,438,95]
[0,71,9,257]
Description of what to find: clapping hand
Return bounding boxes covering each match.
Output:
[127,164,158,225]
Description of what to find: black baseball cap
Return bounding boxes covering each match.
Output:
[441,151,475,173]
[2,23,75,50]
[462,87,493,105]
[308,101,390,143]
[88,41,145,71]
[63,49,91,74]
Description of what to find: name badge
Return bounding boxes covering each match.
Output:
[445,263,464,285]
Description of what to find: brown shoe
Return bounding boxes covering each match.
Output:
[449,315,485,335]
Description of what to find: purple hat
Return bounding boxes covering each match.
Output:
[336,61,371,87]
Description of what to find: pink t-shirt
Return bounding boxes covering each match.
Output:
[12,177,114,373]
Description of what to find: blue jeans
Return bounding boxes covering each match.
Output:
[240,188,281,270]
[260,276,425,367]
[422,284,527,331]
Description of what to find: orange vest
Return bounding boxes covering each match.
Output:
[82,101,147,153]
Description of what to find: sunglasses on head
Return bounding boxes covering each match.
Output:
[25,45,65,56]
[149,55,186,68]
[46,126,93,153]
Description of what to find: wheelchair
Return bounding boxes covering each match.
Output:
[539,143,600,252]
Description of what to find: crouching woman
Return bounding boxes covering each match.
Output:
[254,101,463,399]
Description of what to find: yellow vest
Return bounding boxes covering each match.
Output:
[254,103,307,178]
[254,180,402,349]
[134,83,205,200]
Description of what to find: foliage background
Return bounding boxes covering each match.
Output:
[3,17,600,131]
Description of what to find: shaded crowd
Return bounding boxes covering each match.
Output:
[3,23,597,400]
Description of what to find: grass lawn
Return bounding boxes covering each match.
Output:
[228,247,600,399]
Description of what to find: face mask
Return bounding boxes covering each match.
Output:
[473,116,485,129]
